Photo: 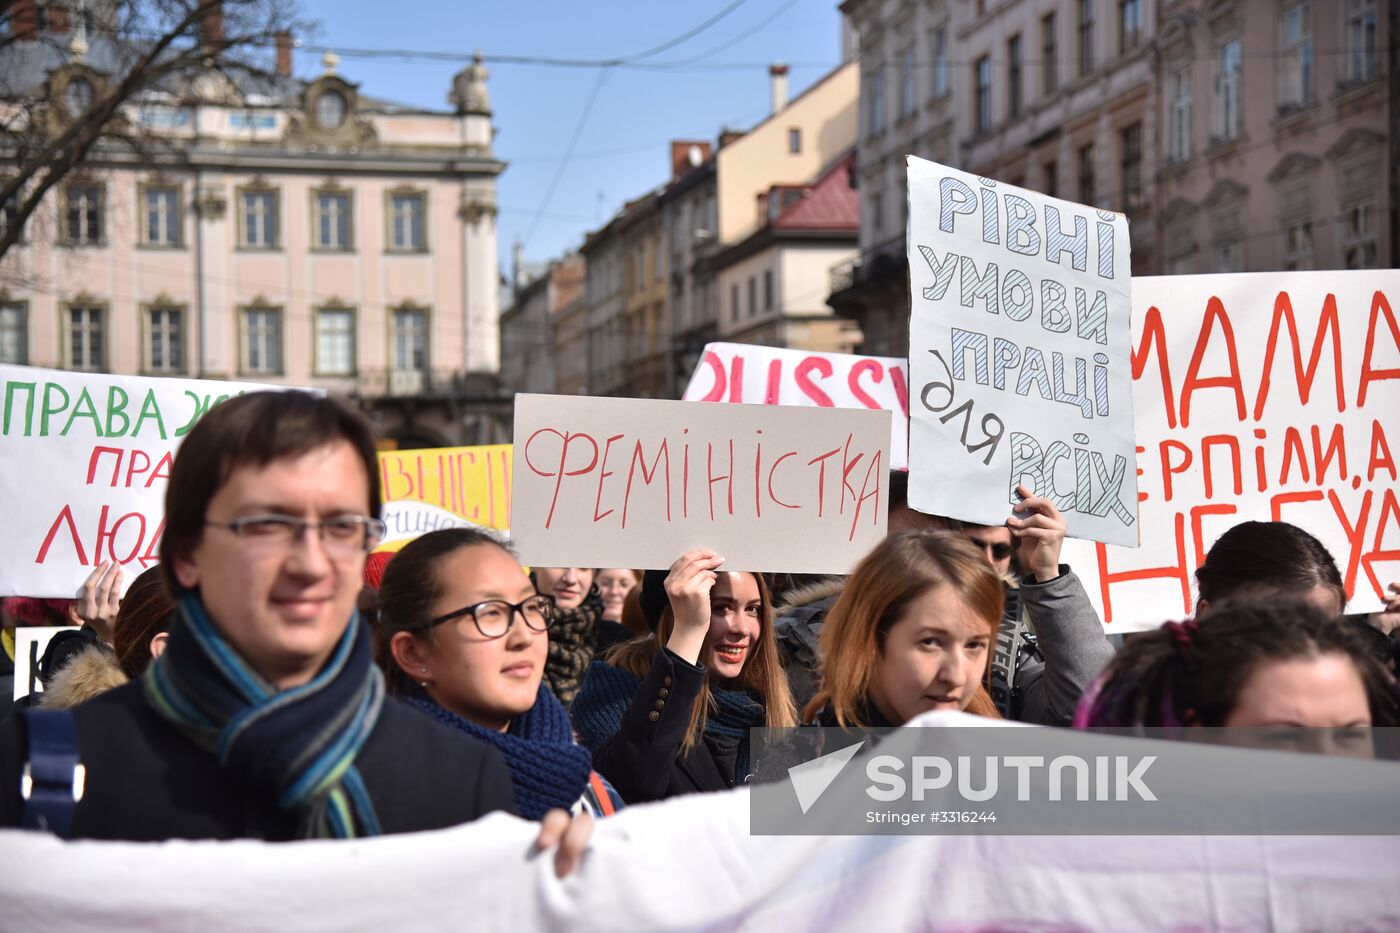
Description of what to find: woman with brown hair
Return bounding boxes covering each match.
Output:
[804,531,1006,727]
[571,549,798,802]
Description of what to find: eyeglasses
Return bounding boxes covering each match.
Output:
[206,514,387,556]
[426,594,556,639]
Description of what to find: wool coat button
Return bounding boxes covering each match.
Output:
[648,711,660,722]
[663,676,673,687]
[658,688,670,698]
[654,699,666,710]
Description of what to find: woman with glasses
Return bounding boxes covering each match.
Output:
[374,528,621,819]
[570,550,798,803]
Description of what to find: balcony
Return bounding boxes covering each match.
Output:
[351,367,504,401]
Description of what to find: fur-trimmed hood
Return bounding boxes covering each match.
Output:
[774,577,846,617]
[39,644,127,709]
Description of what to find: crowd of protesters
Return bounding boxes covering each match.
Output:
[1,392,1397,868]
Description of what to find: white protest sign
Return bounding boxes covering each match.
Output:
[906,157,1138,546]
[0,365,287,598]
[1061,270,1399,630]
[511,394,890,573]
[682,342,911,469]
[12,625,78,701]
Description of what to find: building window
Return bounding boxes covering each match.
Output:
[864,69,885,136]
[315,90,347,130]
[1078,144,1096,206]
[1214,38,1242,142]
[1041,13,1058,96]
[392,309,427,373]
[143,185,181,246]
[974,55,992,133]
[1167,66,1192,164]
[1215,240,1243,273]
[1078,0,1095,77]
[1042,160,1057,199]
[1119,0,1140,53]
[1283,221,1313,270]
[1343,0,1377,84]
[788,128,801,154]
[1,184,22,241]
[388,192,425,251]
[1343,199,1378,268]
[730,283,740,323]
[747,276,757,318]
[898,46,916,120]
[147,306,184,374]
[870,190,885,239]
[68,305,104,371]
[64,183,103,244]
[1120,123,1143,210]
[930,26,949,99]
[1007,35,1023,117]
[241,190,278,248]
[314,190,352,250]
[316,307,355,376]
[0,301,27,364]
[1278,3,1313,110]
[763,269,773,311]
[242,307,283,375]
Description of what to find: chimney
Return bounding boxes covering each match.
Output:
[276,31,293,78]
[718,129,745,149]
[198,1,224,48]
[769,62,789,114]
[669,140,712,180]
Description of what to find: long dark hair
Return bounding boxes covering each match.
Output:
[1077,599,1399,727]
[1195,521,1345,611]
[373,527,514,694]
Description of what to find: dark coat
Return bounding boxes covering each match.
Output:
[587,649,740,802]
[0,680,516,841]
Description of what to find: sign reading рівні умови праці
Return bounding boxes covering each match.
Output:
[906,157,1139,547]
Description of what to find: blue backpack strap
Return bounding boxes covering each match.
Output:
[20,707,84,839]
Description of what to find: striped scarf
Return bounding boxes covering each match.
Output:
[143,592,386,839]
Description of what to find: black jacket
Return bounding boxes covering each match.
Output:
[591,649,739,802]
[0,681,516,841]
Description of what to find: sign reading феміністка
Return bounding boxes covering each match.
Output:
[509,394,890,574]
[906,156,1139,547]
[0,365,296,598]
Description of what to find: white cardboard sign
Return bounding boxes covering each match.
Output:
[12,626,78,701]
[510,394,890,573]
[0,365,287,597]
[906,157,1139,546]
[682,342,911,469]
[1061,270,1399,630]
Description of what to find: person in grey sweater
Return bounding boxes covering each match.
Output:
[775,483,1114,727]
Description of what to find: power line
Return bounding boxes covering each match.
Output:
[518,68,611,251]
[615,0,751,63]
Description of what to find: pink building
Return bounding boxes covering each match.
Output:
[1,35,505,446]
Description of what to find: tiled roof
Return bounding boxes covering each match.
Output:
[773,152,858,231]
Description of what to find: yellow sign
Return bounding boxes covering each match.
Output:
[376,445,512,551]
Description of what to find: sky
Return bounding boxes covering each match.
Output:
[293,0,846,280]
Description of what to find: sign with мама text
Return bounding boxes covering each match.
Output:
[1060,270,1399,630]
[0,365,291,598]
[510,394,890,573]
[906,157,1138,546]
[682,342,911,470]
[377,444,513,550]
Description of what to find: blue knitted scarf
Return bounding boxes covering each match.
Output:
[403,682,593,820]
[144,592,385,839]
[571,658,766,779]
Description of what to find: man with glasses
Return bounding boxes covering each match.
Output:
[1,392,592,873]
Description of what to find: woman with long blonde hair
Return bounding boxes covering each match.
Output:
[572,549,797,802]
[804,531,1005,727]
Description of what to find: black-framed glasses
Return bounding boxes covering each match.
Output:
[427,594,556,639]
[206,514,387,556]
